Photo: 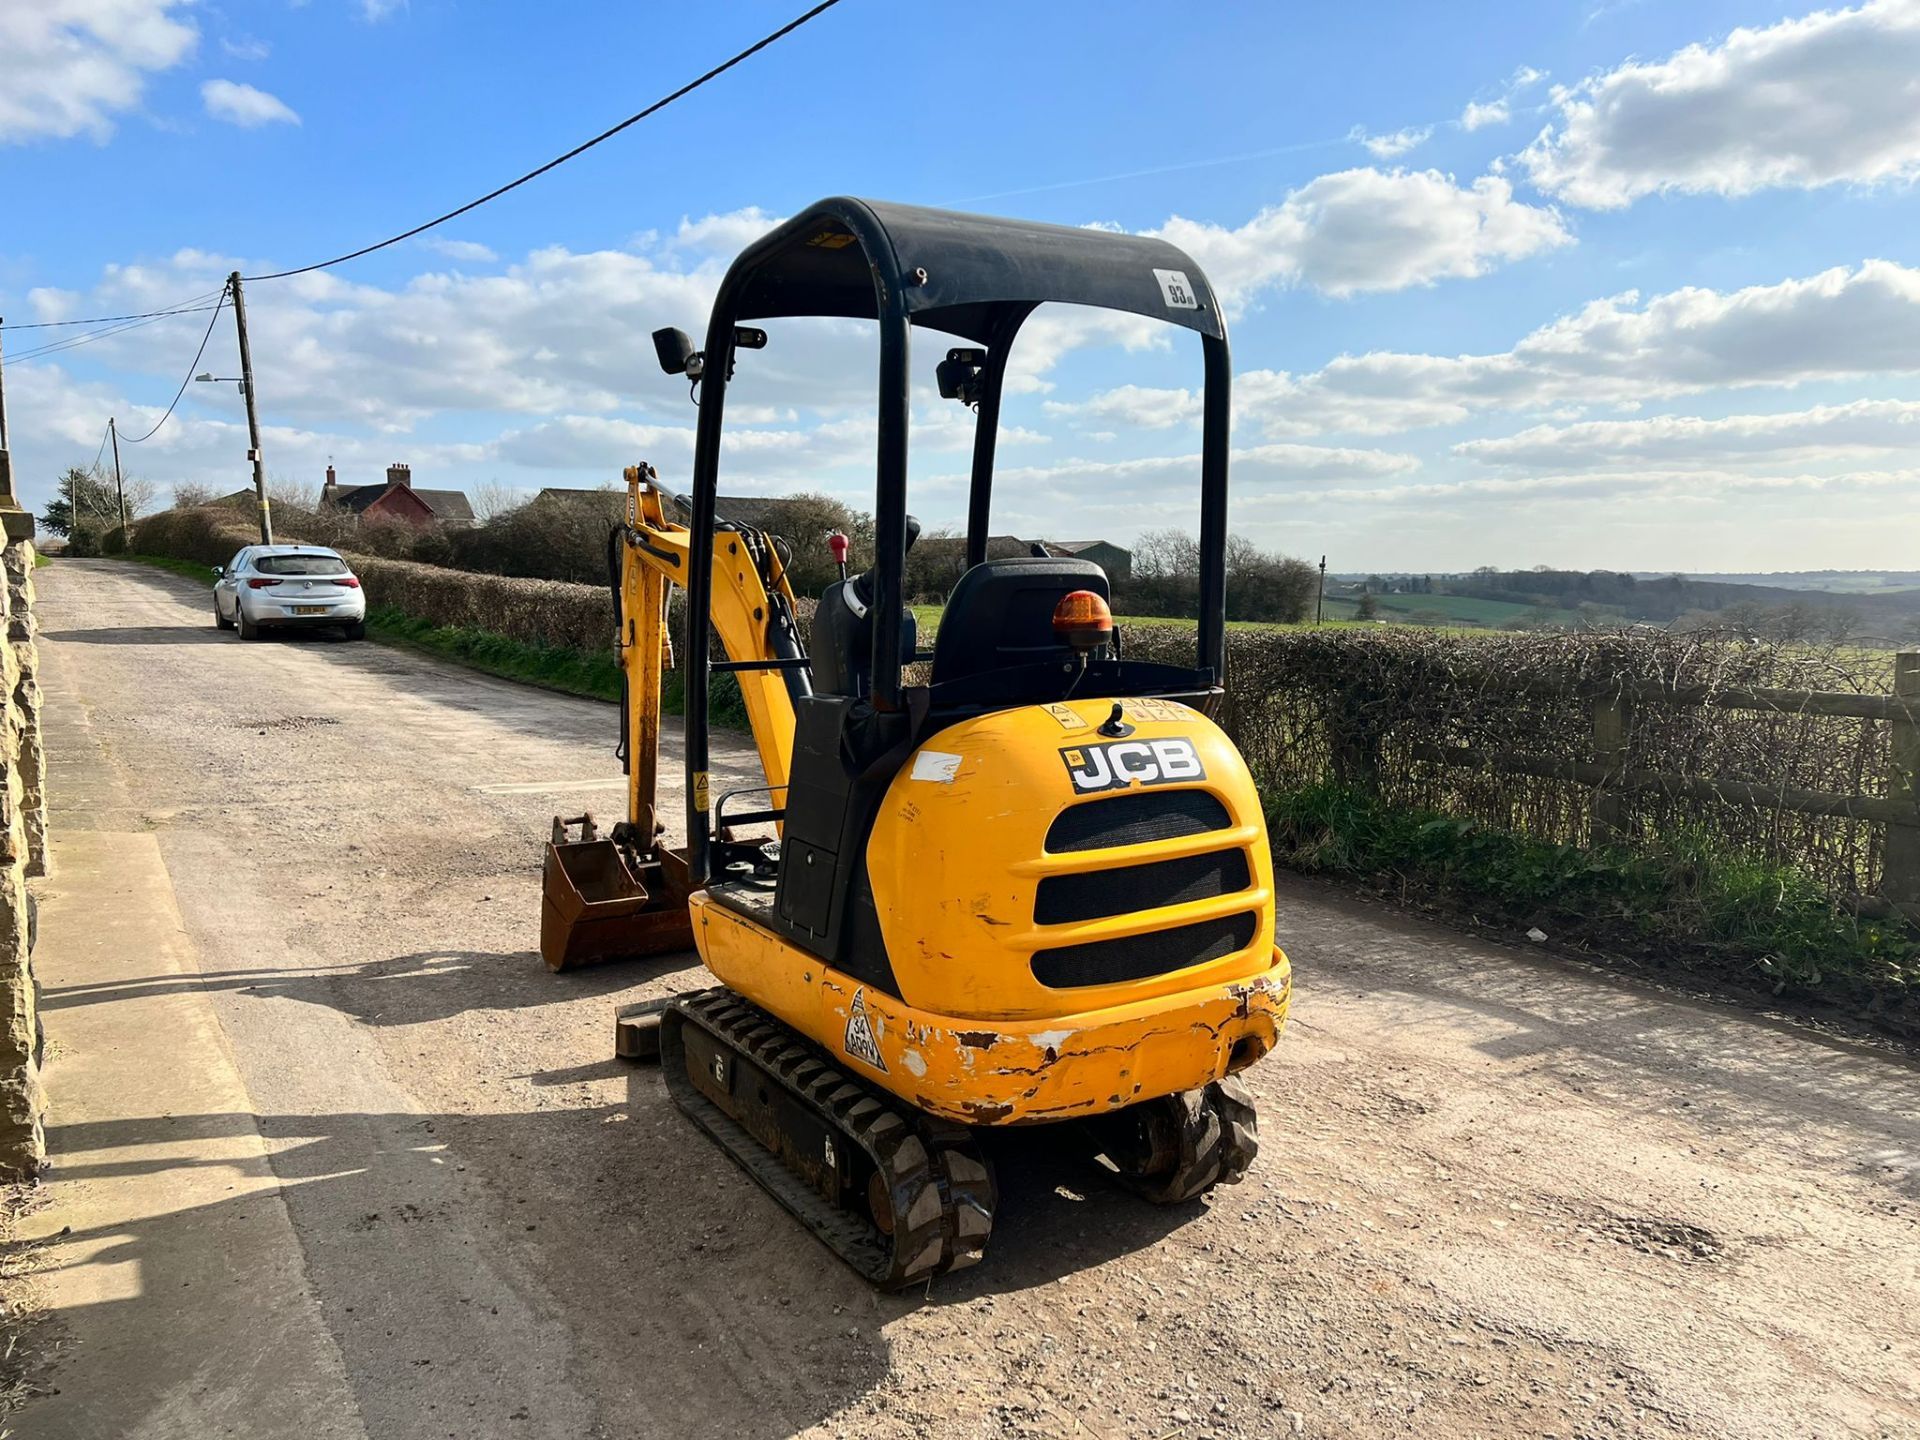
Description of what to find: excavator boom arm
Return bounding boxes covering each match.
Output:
[617,466,800,843]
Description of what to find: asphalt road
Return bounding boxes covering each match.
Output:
[22,559,1920,1439]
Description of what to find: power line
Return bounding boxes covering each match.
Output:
[242,0,845,282]
[6,305,224,367]
[90,420,111,474]
[116,286,230,445]
[0,293,225,332]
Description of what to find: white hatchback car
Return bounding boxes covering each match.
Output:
[212,544,367,641]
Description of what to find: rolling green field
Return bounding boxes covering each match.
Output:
[915,594,1569,635]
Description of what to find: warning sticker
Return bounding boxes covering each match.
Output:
[844,988,887,1071]
[1153,268,1200,310]
[1126,698,1197,723]
[1043,703,1085,731]
[909,750,964,784]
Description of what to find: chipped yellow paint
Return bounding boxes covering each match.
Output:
[691,889,1288,1125]
[685,696,1291,1125]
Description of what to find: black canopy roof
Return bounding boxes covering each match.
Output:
[724,196,1226,344]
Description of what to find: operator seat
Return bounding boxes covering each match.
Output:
[930,556,1109,685]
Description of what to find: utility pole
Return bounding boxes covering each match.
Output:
[1316,555,1326,625]
[109,416,127,533]
[0,315,11,455]
[0,315,12,511]
[228,271,273,544]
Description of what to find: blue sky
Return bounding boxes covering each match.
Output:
[4,0,1919,573]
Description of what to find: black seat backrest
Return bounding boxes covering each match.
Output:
[931,557,1109,686]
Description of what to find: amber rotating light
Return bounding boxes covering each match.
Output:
[1052,589,1114,654]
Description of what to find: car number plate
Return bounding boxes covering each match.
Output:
[292,605,329,615]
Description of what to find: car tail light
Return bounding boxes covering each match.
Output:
[335,576,361,588]
[247,578,282,589]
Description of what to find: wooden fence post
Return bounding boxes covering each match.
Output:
[1881,652,1920,909]
[1590,691,1632,845]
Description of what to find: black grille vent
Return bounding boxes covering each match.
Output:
[1046,789,1231,853]
[1035,849,1251,926]
[1032,912,1259,989]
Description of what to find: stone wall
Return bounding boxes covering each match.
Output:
[0,528,45,1180]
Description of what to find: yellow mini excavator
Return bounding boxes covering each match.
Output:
[540,198,1291,1288]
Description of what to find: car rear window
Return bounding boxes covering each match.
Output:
[255,554,349,576]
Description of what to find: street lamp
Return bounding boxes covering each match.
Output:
[194,372,248,393]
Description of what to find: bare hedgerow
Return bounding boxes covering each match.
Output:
[131,507,1900,903]
[1126,623,1895,903]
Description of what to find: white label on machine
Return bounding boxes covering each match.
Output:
[1153,268,1200,309]
[910,750,964,784]
[844,988,888,1072]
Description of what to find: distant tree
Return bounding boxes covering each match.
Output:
[1815,606,1861,647]
[746,493,875,596]
[41,465,155,537]
[1224,535,1315,622]
[1129,529,1202,618]
[903,525,966,602]
[171,481,217,508]
[1356,592,1380,621]
[468,479,526,522]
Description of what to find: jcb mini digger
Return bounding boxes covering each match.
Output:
[540,198,1292,1288]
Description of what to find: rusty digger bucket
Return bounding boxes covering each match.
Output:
[540,814,695,971]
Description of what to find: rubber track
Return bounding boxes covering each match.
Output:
[659,988,996,1290]
[1115,1077,1261,1205]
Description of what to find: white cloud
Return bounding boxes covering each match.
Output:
[1455,398,1920,469]
[1460,100,1509,131]
[1350,125,1432,159]
[1459,64,1546,131]
[1235,259,1920,436]
[667,208,782,255]
[221,35,271,61]
[0,0,197,143]
[201,79,300,128]
[1044,385,1199,431]
[989,442,1419,493]
[421,238,499,264]
[1523,0,1920,209]
[1152,168,1569,302]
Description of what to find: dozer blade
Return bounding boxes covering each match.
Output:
[659,988,996,1290]
[540,836,694,971]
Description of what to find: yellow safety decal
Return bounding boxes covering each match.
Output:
[692,770,711,811]
[1042,703,1083,731]
[1127,698,1197,723]
[807,230,857,249]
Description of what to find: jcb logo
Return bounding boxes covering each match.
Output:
[1060,737,1205,794]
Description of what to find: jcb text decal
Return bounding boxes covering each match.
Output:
[1060,737,1205,794]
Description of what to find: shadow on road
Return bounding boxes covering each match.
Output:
[40,947,681,1028]
[42,625,232,646]
[33,1091,1208,1437]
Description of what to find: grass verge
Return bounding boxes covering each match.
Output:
[123,552,216,584]
[365,606,623,702]
[1267,780,1920,1028]
[364,607,750,723]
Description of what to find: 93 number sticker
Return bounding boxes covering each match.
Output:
[1153,268,1199,310]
